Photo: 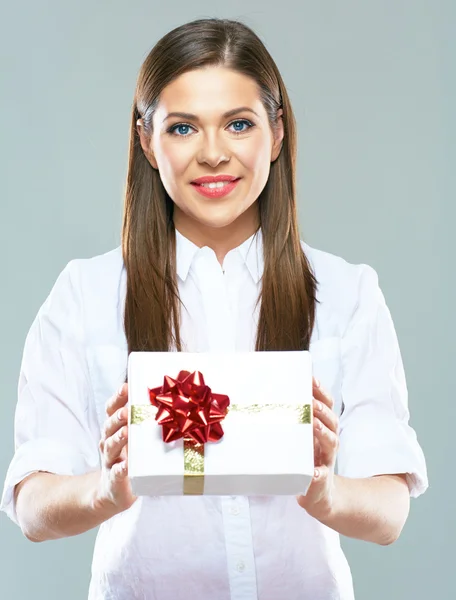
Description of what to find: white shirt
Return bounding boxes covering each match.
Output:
[1,229,428,600]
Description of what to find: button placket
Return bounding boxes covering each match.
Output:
[221,496,258,599]
[193,250,236,352]
[192,249,258,597]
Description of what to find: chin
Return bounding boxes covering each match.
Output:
[193,213,242,229]
[186,202,249,229]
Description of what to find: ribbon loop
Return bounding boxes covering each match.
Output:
[148,370,230,445]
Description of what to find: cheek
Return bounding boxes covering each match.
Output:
[237,137,272,187]
[238,136,271,172]
[155,140,192,184]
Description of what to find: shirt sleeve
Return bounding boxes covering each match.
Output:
[336,264,428,498]
[0,260,101,526]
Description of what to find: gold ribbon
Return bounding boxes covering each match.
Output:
[183,441,205,495]
[130,405,157,424]
[130,402,312,495]
[229,403,312,424]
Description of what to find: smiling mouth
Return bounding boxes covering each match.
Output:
[197,180,239,189]
[190,178,241,198]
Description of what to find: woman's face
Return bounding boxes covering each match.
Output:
[137,66,284,233]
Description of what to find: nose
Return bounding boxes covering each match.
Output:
[196,131,230,167]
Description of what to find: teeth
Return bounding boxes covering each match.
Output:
[200,181,232,189]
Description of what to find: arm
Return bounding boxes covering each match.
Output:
[312,473,410,545]
[14,471,113,542]
[1,262,135,538]
[298,264,427,542]
[14,384,136,543]
[298,379,410,545]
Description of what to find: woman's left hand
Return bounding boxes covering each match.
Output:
[297,377,340,520]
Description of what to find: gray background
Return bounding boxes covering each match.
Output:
[0,1,454,598]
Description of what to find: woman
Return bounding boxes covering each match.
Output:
[1,17,427,600]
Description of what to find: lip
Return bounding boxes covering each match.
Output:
[191,174,239,184]
[190,178,241,199]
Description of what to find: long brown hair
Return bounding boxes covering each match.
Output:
[122,18,317,363]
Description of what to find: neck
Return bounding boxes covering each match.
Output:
[173,202,260,265]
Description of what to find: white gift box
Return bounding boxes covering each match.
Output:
[127,351,314,496]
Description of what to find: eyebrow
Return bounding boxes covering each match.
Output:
[162,106,260,123]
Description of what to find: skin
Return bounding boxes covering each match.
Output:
[137,66,284,263]
[15,66,410,546]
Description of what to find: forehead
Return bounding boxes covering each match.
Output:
[156,66,263,118]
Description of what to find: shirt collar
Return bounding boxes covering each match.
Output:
[175,227,200,282]
[175,227,264,284]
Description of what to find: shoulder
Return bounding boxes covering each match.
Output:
[49,246,124,325]
[301,241,381,337]
[64,245,124,291]
[66,245,123,278]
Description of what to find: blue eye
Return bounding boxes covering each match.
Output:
[170,124,193,136]
[229,119,252,133]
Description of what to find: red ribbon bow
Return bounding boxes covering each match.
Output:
[148,370,230,444]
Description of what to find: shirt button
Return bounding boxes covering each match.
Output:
[236,560,246,573]
[229,504,240,516]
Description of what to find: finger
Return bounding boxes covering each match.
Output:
[296,464,330,508]
[102,406,128,441]
[104,426,129,469]
[312,378,334,410]
[105,383,128,418]
[110,460,128,482]
[313,398,338,434]
[312,463,330,484]
[313,417,339,461]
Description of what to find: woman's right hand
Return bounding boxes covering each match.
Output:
[95,383,137,515]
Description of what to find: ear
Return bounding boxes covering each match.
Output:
[136,118,158,169]
[271,108,284,162]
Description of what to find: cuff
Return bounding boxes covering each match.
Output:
[336,420,428,499]
[1,438,100,526]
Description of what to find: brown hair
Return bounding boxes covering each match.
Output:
[122,18,317,366]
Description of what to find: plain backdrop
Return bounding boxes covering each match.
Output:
[0,1,454,599]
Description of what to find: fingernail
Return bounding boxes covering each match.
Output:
[118,384,124,396]
[118,428,124,440]
[314,378,320,388]
[315,419,322,430]
[117,408,123,421]
[315,401,323,412]
[314,468,320,479]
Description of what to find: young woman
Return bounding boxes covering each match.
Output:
[1,18,428,600]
